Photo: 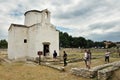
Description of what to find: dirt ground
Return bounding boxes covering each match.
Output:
[0,48,120,80]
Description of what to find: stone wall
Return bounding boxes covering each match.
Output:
[98,67,119,80]
[43,62,65,71]
[71,61,120,80]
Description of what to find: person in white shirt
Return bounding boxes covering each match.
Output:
[105,50,110,63]
[84,50,91,69]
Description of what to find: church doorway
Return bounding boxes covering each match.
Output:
[42,42,50,56]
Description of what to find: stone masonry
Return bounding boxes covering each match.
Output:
[71,61,120,80]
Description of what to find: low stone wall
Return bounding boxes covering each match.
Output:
[71,68,93,78]
[71,61,120,80]
[98,66,119,80]
[41,62,65,71]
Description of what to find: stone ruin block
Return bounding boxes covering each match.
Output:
[71,68,94,78]
[98,67,119,80]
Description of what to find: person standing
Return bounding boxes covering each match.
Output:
[63,51,67,66]
[87,49,92,64]
[53,50,57,61]
[105,50,110,63]
[84,49,91,69]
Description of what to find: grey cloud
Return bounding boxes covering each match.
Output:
[89,20,120,30]
[87,31,120,42]
[52,0,112,27]
[51,0,72,6]
[0,0,120,42]
[0,29,8,40]
[0,0,9,3]
[53,0,120,28]
[53,0,107,19]
[9,4,25,17]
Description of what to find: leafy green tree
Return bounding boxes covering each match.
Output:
[0,39,8,48]
[94,41,105,48]
[59,32,70,48]
[59,31,87,48]
[72,37,79,48]
[59,31,116,48]
[78,37,87,48]
[86,39,94,48]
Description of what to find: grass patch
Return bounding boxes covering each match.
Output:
[0,48,120,80]
[0,62,89,80]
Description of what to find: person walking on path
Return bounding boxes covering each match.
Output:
[63,51,67,66]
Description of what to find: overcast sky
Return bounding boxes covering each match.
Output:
[0,0,120,42]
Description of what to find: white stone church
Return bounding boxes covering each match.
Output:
[8,9,59,60]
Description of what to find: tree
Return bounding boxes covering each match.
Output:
[78,37,87,48]
[59,32,70,48]
[94,41,105,48]
[0,39,8,48]
[59,31,116,48]
[86,39,94,48]
[59,31,87,48]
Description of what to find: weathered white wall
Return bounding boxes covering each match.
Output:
[28,23,59,58]
[42,11,50,24]
[8,25,15,59]
[24,10,50,26]
[8,26,28,59]
[27,25,37,58]
[24,12,42,26]
[35,23,59,57]
[8,9,59,60]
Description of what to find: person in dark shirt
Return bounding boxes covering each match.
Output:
[63,51,67,66]
[53,50,57,61]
